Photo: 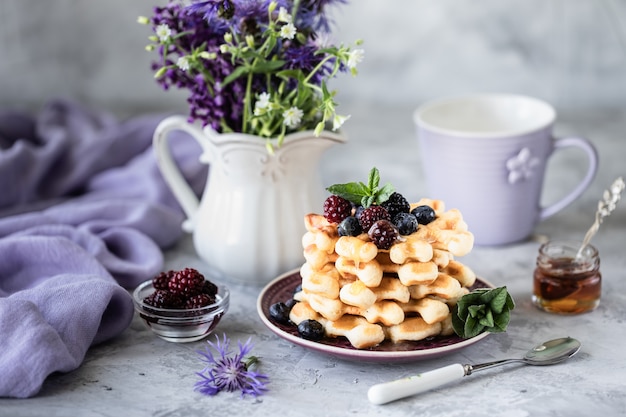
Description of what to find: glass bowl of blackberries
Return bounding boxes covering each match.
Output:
[132,267,229,343]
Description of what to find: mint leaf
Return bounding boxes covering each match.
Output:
[376,183,395,205]
[492,309,510,332]
[478,309,494,328]
[452,286,515,339]
[326,182,369,204]
[325,167,396,208]
[368,167,380,191]
[464,316,482,339]
[488,287,509,314]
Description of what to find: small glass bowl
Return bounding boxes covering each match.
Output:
[132,280,229,343]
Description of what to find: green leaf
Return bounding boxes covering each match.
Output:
[451,286,515,339]
[326,182,369,204]
[221,66,250,87]
[368,167,380,191]
[325,167,396,208]
[492,309,511,332]
[468,304,485,318]
[478,308,494,328]
[376,183,395,205]
[488,287,509,314]
[464,316,483,339]
[252,59,286,74]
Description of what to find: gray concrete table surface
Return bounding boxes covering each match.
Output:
[1,103,625,417]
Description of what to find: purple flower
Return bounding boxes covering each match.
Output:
[194,334,269,398]
[141,0,359,140]
[296,0,348,32]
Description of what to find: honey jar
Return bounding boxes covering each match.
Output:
[532,240,601,314]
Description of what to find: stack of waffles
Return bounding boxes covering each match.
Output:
[289,198,477,349]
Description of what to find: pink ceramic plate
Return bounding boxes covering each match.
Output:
[257,269,493,363]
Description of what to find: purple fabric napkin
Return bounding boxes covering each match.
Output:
[0,99,205,398]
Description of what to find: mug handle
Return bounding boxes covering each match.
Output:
[152,115,208,232]
[539,136,598,220]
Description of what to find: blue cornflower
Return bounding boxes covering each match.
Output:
[194,334,269,398]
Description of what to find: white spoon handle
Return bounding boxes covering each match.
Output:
[367,364,466,405]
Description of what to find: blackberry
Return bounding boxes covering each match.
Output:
[323,195,353,224]
[411,205,436,225]
[394,212,418,235]
[168,267,205,297]
[358,205,391,232]
[143,290,183,309]
[152,270,175,290]
[202,279,219,297]
[381,192,410,220]
[185,293,215,309]
[338,216,362,236]
[368,220,399,250]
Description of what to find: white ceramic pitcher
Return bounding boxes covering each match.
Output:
[153,115,346,285]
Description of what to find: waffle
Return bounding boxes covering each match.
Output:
[292,198,477,349]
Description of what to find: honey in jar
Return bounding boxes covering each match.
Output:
[532,240,601,314]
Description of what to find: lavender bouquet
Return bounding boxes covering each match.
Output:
[139,0,362,148]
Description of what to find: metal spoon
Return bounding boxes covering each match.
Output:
[368,337,581,405]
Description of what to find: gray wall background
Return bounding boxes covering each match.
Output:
[1,0,625,115]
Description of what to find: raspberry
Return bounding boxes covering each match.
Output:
[323,195,352,223]
[381,192,410,220]
[152,270,176,290]
[143,290,183,309]
[168,267,205,297]
[358,205,391,232]
[185,293,216,309]
[368,220,399,250]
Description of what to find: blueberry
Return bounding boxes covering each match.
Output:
[354,206,365,220]
[338,216,362,236]
[411,205,436,225]
[297,319,325,341]
[393,212,418,235]
[269,302,291,325]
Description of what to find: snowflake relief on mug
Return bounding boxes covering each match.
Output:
[506,147,540,184]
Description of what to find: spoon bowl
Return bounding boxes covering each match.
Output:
[523,337,581,365]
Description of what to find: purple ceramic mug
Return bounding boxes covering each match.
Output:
[414,94,598,246]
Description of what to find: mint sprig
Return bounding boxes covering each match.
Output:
[451,286,515,339]
[326,167,395,208]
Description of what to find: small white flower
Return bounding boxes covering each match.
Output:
[347,48,365,69]
[280,23,297,40]
[155,24,172,42]
[332,114,351,131]
[283,106,303,128]
[506,147,540,184]
[278,7,292,23]
[254,92,271,116]
[177,56,191,71]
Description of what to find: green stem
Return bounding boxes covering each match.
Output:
[303,55,334,85]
